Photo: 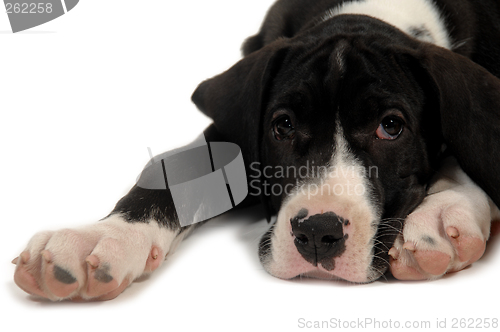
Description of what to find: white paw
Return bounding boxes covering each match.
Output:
[390,187,491,280]
[13,215,178,301]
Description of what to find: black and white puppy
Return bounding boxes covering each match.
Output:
[13,0,500,300]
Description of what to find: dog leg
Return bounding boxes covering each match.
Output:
[13,213,193,301]
[389,156,499,280]
[12,124,231,301]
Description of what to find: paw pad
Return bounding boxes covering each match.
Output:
[413,250,450,275]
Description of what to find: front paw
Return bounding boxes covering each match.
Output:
[389,189,491,280]
[13,215,177,301]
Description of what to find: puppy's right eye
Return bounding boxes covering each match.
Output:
[376,115,405,140]
[273,115,295,141]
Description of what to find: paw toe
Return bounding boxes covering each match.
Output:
[413,250,450,276]
[390,257,427,280]
[43,263,79,298]
[96,278,131,301]
[13,253,47,298]
[448,235,486,264]
[86,258,118,297]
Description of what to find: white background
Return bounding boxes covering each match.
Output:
[1,1,499,331]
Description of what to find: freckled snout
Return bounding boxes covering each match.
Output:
[290,210,349,271]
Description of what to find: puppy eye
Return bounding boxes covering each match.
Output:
[376,116,404,140]
[273,115,295,141]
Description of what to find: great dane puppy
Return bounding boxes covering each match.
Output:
[13,0,500,300]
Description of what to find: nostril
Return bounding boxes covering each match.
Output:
[296,234,309,245]
[321,235,337,244]
[321,235,339,245]
[291,211,348,266]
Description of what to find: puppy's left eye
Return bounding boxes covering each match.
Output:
[273,115,295,141]
[376,116,404,140]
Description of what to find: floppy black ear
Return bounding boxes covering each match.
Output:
[191,40,288,219]
[192,40,287,164]
[419,44,500,206]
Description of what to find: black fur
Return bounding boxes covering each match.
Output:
[114,0,500,280]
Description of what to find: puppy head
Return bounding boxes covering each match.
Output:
[192,15,500,282]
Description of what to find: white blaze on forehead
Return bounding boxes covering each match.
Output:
[327,124,382,281]
[322,0,452,50]
[264,122,382,282]
[333,40,350,75]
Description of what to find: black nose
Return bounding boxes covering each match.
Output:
[291,212,348,270]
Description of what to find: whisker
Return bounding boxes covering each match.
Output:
[372,253,391,266]
[370,266,388,282]
[374,231,402,238]
[373,239,392,251]
[376,224,403,233]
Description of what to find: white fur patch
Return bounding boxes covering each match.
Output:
[21,214,180,300]
[322,0,452,49]
[392,157,498,277]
